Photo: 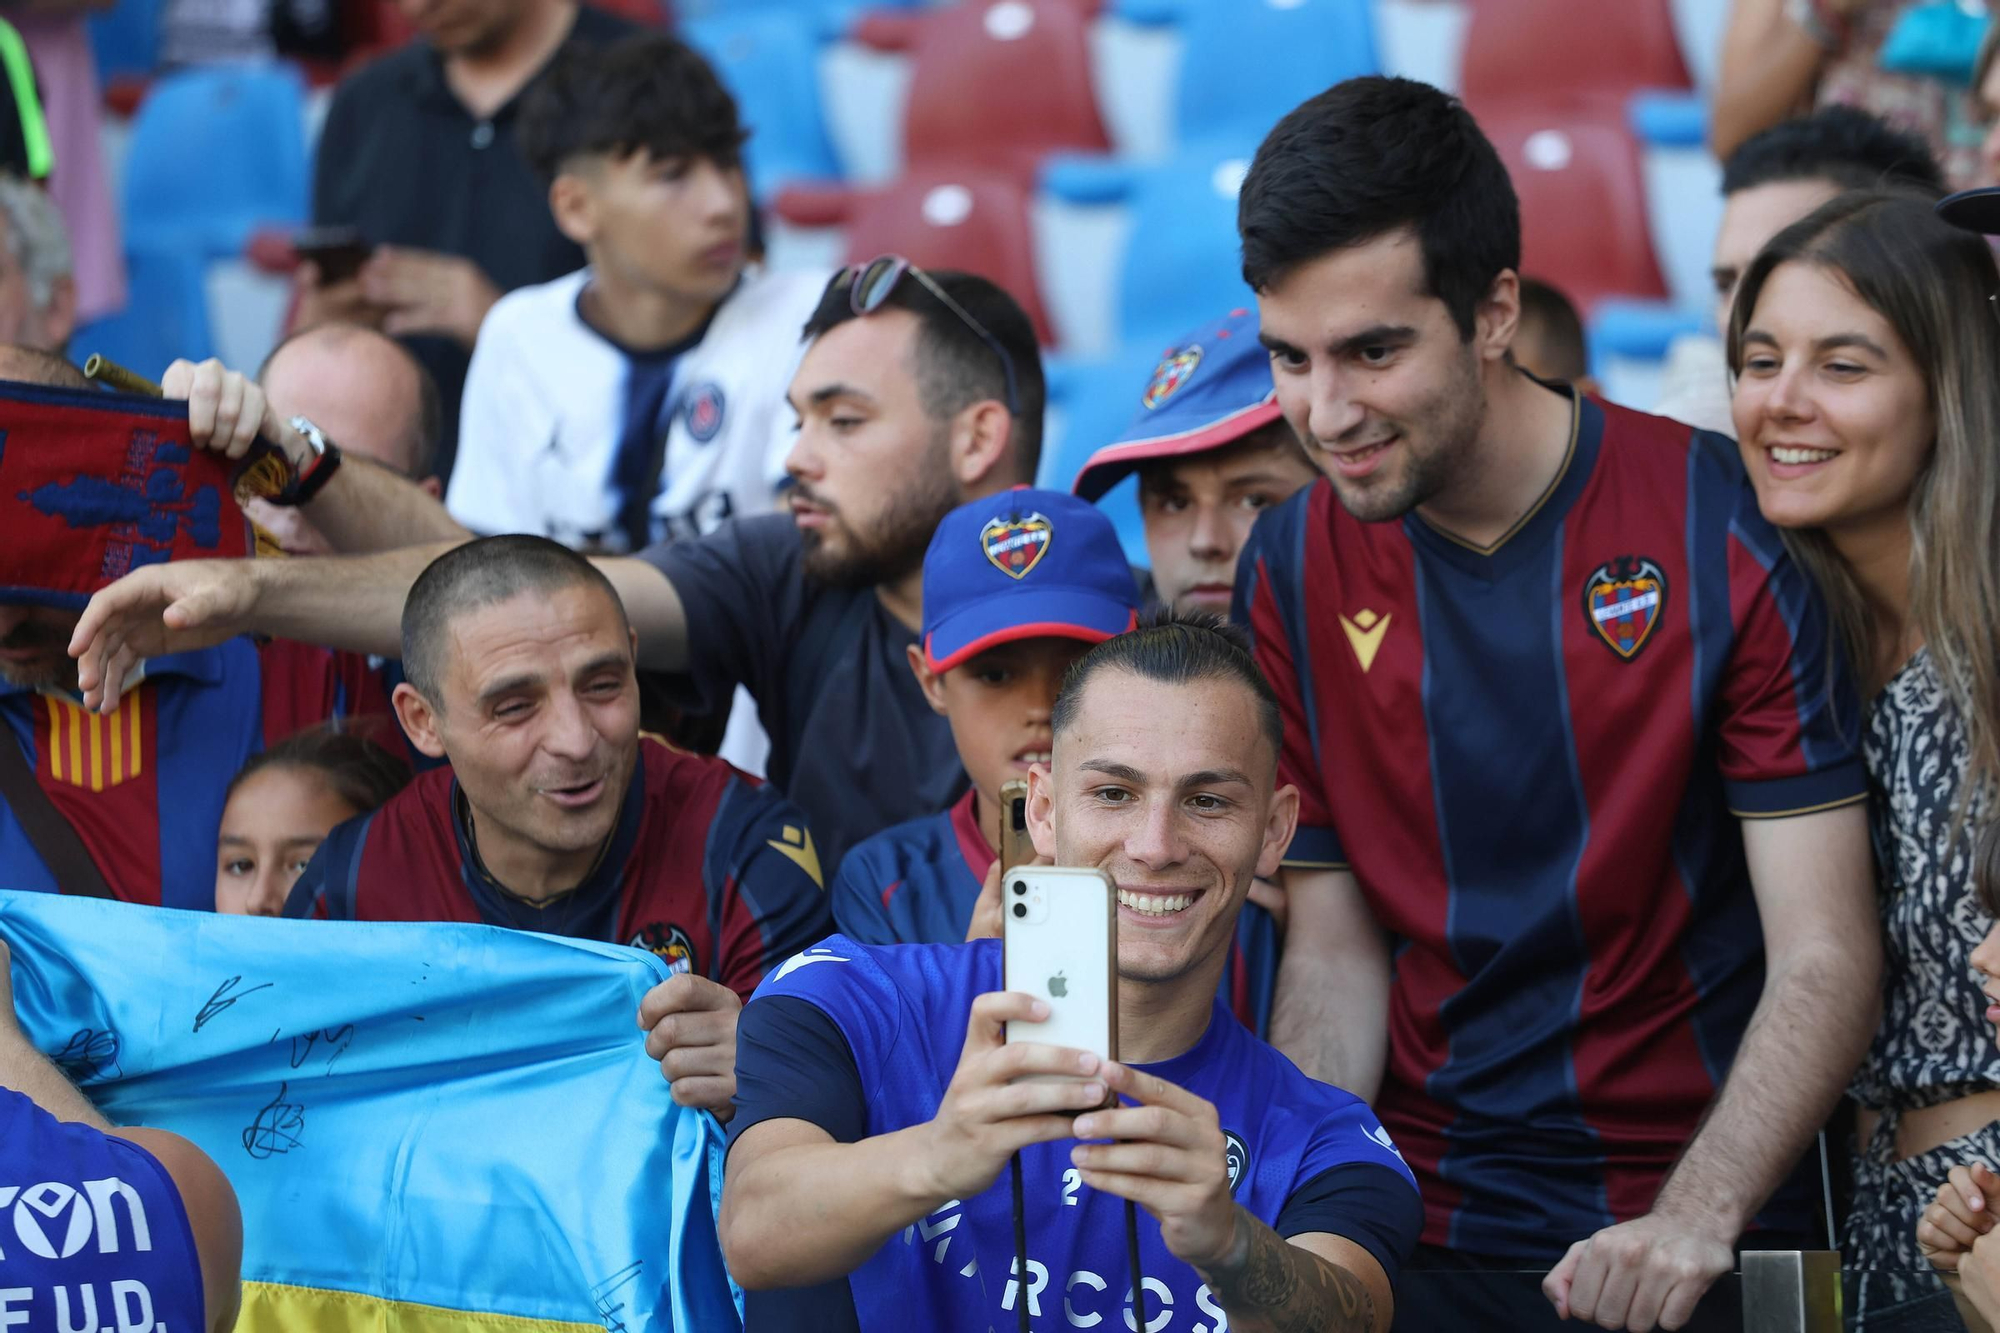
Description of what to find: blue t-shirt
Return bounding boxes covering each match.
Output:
[0,1090,206,1333]
[731,936,1420,1331]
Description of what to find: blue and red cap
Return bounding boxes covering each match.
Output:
[1071,307,1283,502]
[922,487,1140,673]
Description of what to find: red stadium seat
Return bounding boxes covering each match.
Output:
[1459,0,1689,111]
[1477,104,1668,311]
[775,170,1054,344]
[854,0,1109,181]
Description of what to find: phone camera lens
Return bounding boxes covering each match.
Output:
[1012,881,1027,896]
[1011,903,1028,919]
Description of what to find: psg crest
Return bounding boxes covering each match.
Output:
[1582,555,1668,659]
[684,382,726,444]
[981,512,1053,580]
[1142,344,1203,410]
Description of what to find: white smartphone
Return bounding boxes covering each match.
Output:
[1002,866,1117,1086]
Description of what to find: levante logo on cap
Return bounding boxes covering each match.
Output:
[1582,555,1667,659]
[981,511,1052,579]
[1142,344,1203,410]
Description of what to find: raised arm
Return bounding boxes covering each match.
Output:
[70,542,455,710]
[72,542,693,713]
[1709,0,1830,161]
[1547,802,1880,1330]
[1268,867,1390,1097]
[721,990,1108,1288]
[165,358,469,553]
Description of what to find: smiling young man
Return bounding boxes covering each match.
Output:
[1073,307,1317,617]
[446,33,824,551]
[721,613,1419,1333]
[284,535,831,1119]
[1233,77,1880,1331]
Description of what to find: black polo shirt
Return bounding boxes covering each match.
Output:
[639,514,969,878]
[311,4,632,481]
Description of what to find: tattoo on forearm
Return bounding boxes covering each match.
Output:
[1204,1210,1379,1333]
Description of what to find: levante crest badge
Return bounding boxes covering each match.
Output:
[1582,555,1667,659]
[1142,344,1203,409]
[981,512,1053,579]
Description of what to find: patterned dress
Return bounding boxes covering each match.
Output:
[1844,649,2000,1325]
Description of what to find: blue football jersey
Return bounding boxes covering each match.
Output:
[746,935,1417,1330]
[0,1090,207,1333]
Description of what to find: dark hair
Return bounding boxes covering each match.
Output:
[259,323,444,480]
[227,724,411,815]
[1051,609,1282,762]
[401,536,629,701]
[1515,276,1589,381]
[518,32,746,183]
[1238,76,1519,340]
[1720,106,1944,198]
[803,267,1045,482]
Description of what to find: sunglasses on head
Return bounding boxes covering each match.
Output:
[831,255,1022,416]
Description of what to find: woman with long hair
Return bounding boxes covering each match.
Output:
[1729,188,2000,1325]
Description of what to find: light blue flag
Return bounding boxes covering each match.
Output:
[0,891,741,1333]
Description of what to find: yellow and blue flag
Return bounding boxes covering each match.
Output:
[0,892,740,1333]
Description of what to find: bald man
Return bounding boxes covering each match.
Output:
[253,323,446,556]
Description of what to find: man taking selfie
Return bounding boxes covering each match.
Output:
[720,613,1419,1332]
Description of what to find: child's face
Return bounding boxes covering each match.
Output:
[1138,427,1317,616]
[214,767,361,917]
[913,638,1096,814]
[1973,919,2000,1044]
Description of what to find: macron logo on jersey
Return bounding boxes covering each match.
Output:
[772,949,848,983]
[766,825,824,889]
[1363,1124,1406,1161]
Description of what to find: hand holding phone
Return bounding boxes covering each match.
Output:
[1002,866,1117,1101]
[912,990,1109,1203]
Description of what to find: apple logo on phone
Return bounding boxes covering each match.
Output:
[1047,971,1068,999]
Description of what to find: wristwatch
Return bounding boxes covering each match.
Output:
[271,415,343,507]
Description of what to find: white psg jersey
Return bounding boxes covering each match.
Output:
[448,266,826,552]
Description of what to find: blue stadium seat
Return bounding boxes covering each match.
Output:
[87,0,163,83]
[684,11,843,198]
[121,64,308,260]
[1120,0,1378,150]
[1043,141,1258,351]
[71,249,215,376]
[1042,343,1173,566]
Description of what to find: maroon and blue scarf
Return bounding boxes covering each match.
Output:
[0,380,284,610]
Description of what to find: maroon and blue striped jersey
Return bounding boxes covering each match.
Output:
[0,638,403,910]
[1235,391,1866,1258]
[287,735,833,1001]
